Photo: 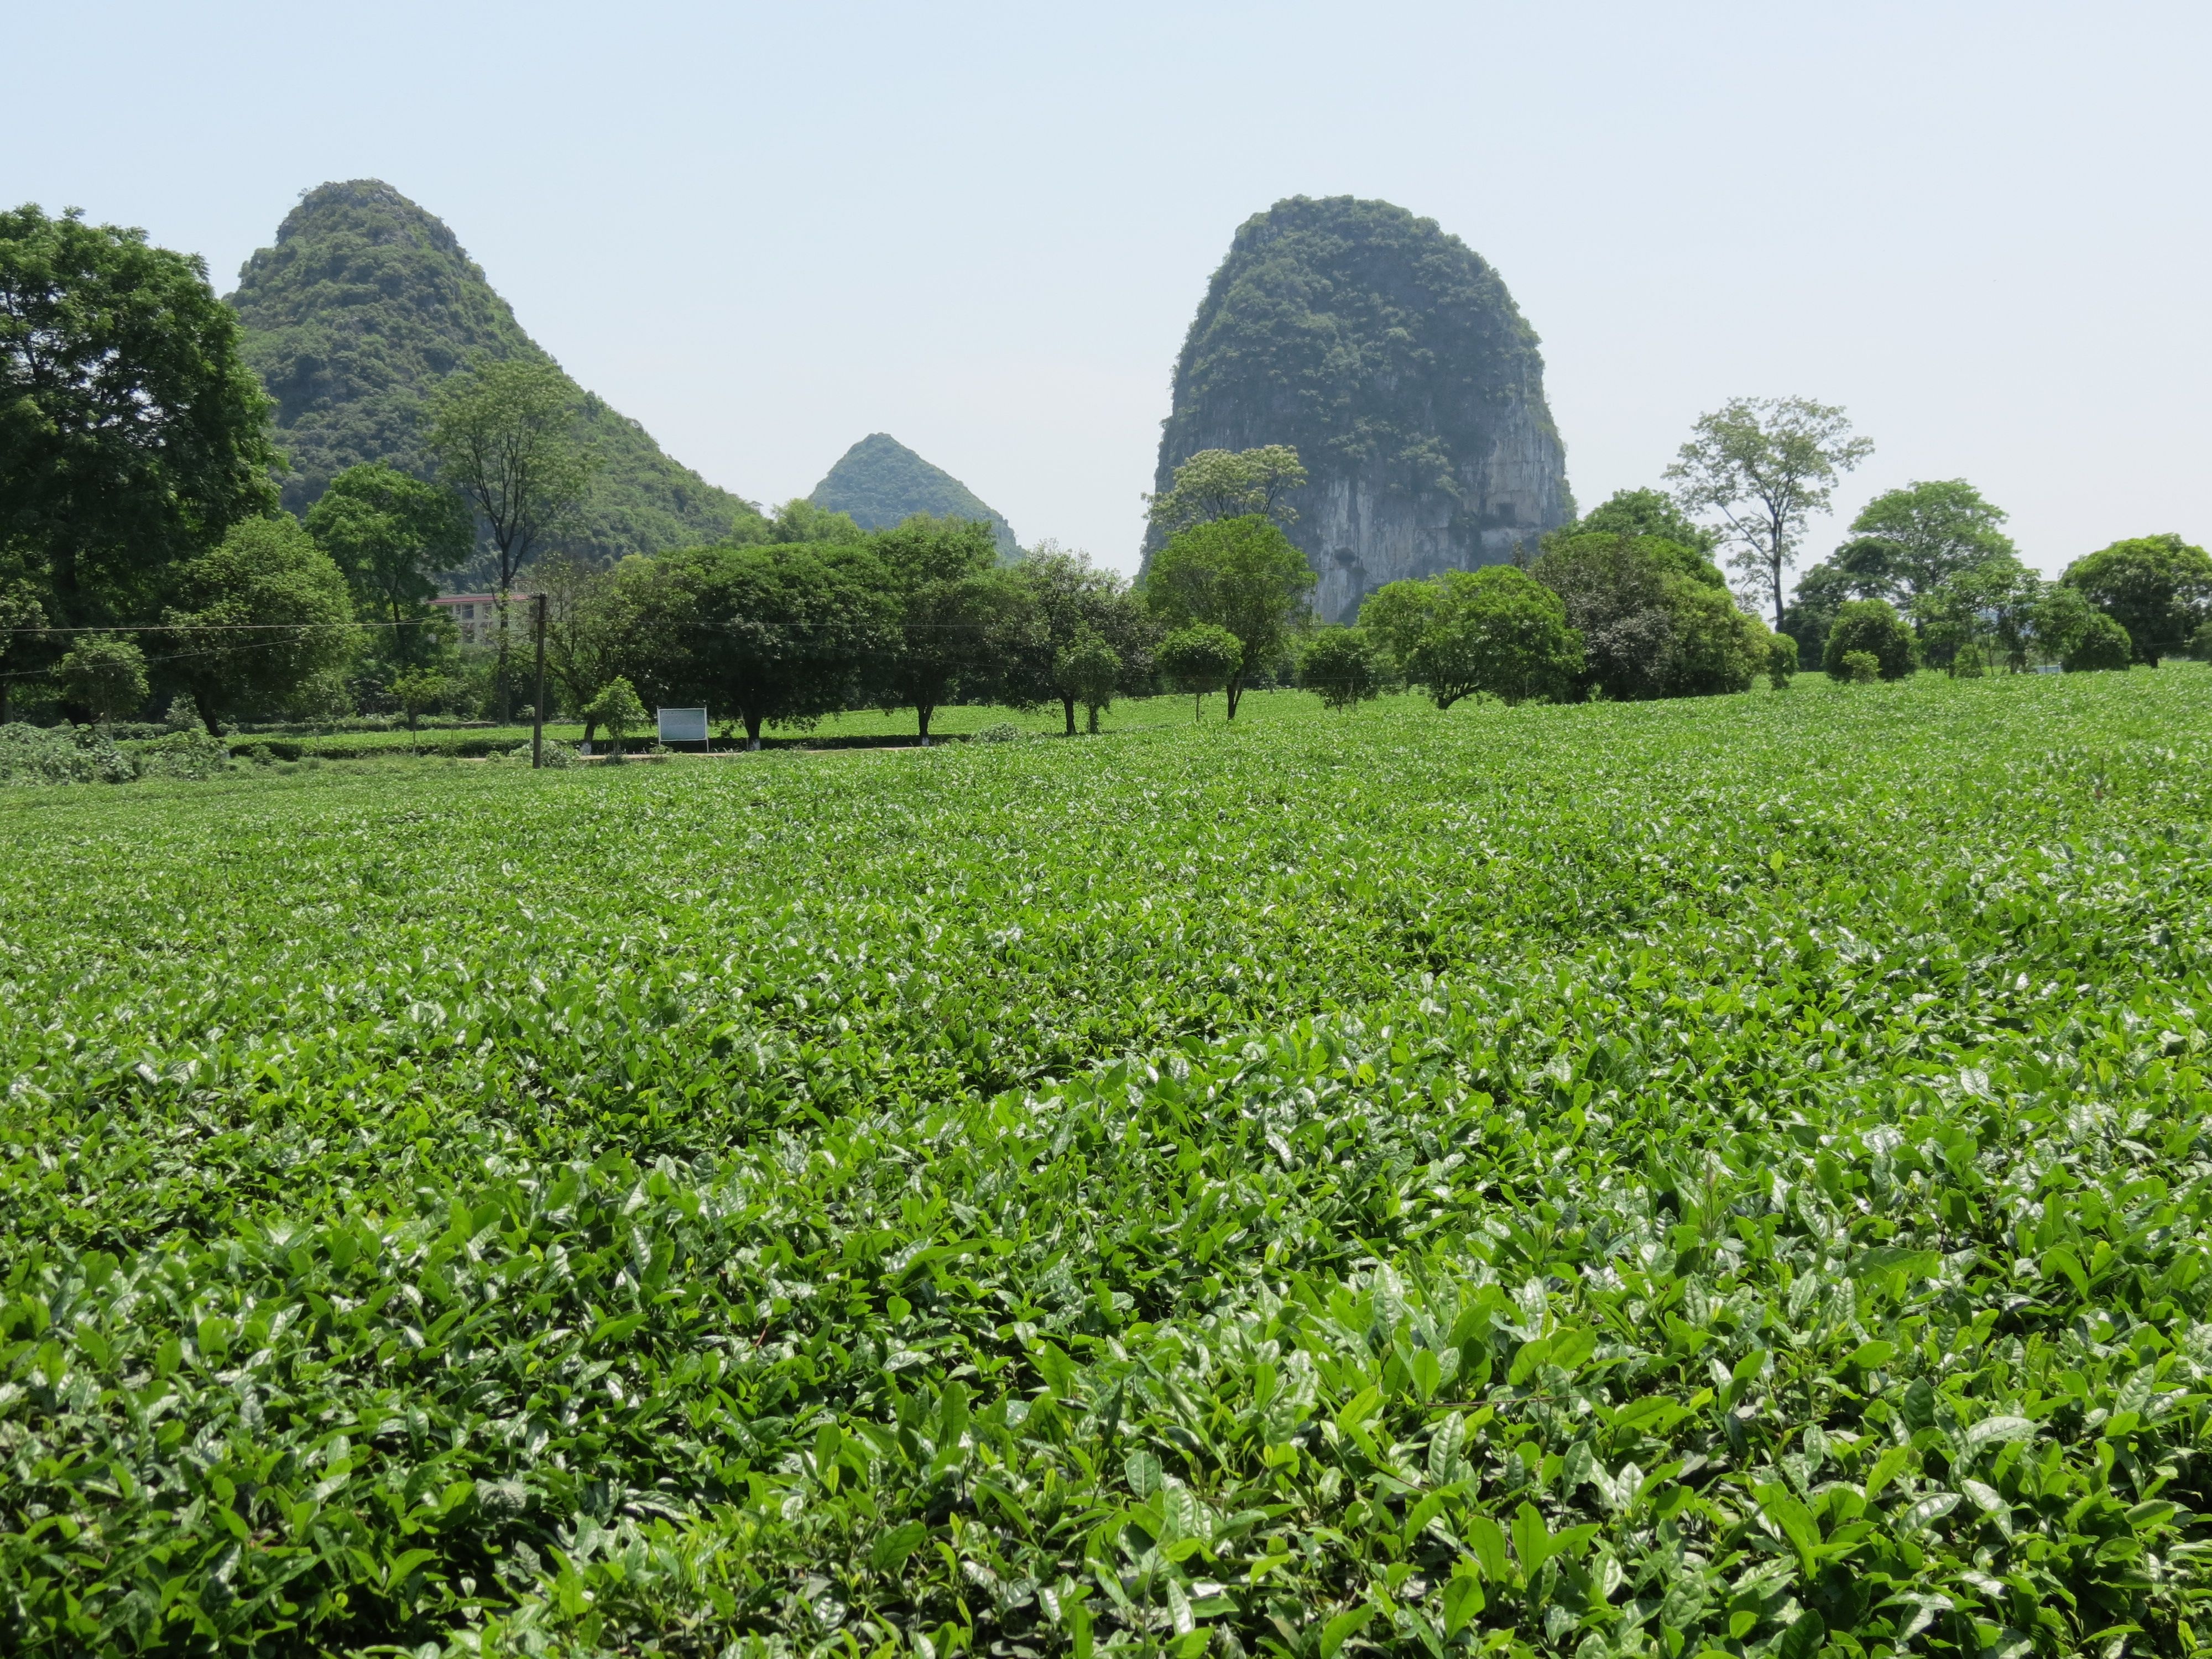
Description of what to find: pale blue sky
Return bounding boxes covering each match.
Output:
[9,1,2206,580]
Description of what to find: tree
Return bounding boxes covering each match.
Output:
[1145,446,1307,539]
[656,540,895,749]
[427,358,597,717]
[55,635,149,723]
[583,676,647,759]
[1300,627,1383,711]
[163,517,358,733]
[1839,479,2015,607]
[1156,624,1244,721]
[763,498,867,545]
[1766,633,1798,688]
[1362,566,1582,708]
[2060,534,2212,665]
[870,515,1039,744]
[1563,487,1718,556]
[1912,553,2042,673]
[534,550,637,742]
[1666,397,1873,629]
[1529,533,1766,700]
[2063,612,2134,674]
[1822,599,1916,682]
[1055,629,1123,733]
[390,665,448,737]
[1777,558,1867,669]
[0,570,45,726]
[1,205,279,633]
[1015,544,1156,734]
[1144,515,1314,719]
[305,463,474,666]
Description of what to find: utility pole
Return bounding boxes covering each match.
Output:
[530,592,549,770]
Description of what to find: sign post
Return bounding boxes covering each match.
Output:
[657,707,709,753]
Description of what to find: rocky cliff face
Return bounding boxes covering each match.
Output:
[1145,196,1571,620]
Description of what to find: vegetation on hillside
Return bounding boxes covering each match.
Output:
[809,432,1020,562]
[227,179,765,564]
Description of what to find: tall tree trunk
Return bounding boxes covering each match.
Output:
[1061,695,1076,736]
[1087,704,1100,734]
[745,713,763,752]
[196,690,222,738]
[1226,675,1244,719]
[916,704,933,747]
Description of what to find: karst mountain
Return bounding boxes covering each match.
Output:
[1146,195,1572,619]
[810,433,1020,562]
[227,179,761,565]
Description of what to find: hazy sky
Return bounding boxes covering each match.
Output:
[10,2,2207,581]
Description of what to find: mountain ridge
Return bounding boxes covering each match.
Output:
[810,432,1020,562]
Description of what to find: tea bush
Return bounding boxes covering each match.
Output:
[4,674,2212,1657]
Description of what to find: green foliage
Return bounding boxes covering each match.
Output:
[304,462,474,664]
[1155,622,1243,719]
[870,516,1037,742]
[1144,515,1314,718]
[1053,629,1123,734]
[1364,565,1583,707]
[1300,626,1384,711]
[228,180,764,560]
[162,517,358,731]
[7,677,2212,1657]
[2063,611,2135,674]
[1150,195,1566,570]
[1,203,279,636]
[1823,598,1917,682]
[1914,554,2044,674]
[1562,487,1718,556]
[1766,631,1799,687]
[581,675,647,756]
[1841,478,2017,604]
[1145,445,1308,539]
[1531,533,1765,700]
[0,722,134,785]
[1667,397,1874,628]
[54,634,149,723]
[809,433,1019,562]
[389,666,450,734]
[1840,649,1880,684]
[2061,533,2212,665]
[763,498,868,546]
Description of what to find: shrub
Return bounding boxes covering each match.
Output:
[132,729,232,781]
[1823,598,1916,680]
[1766,632,1798,688]
[1841,650,1880,684]
[2063,611,2133,673]
[55,635,150,723]
[1952,641,1989,679]
[0,724,137,786]
[973,723,1025,743]
[1298,627,1384,711]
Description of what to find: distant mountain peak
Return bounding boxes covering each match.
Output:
[227,179,762,567]
[810,433,1019,562]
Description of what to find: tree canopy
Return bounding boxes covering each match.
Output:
[304,463,474,665]
[162,516,357,732]
[1143,515,1314,718]
[871,516,1039,742]
[1530,533,1766,701]
[1145,446,1308,539]
[2060,534,2212,665]
[1361,566,1583,708]
[1562,488,1718,556]
[2,204,279,632]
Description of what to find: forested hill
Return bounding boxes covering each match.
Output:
[227,180,764,565]
[810,433,1020,562]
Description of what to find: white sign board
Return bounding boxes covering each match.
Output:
[657,707,708,743]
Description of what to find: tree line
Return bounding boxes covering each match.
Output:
[7,207,2208,743]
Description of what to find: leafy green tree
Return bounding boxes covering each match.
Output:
[1530,533,1766,700]
[1015,544,1156,734]
[764,498,867,545]
[1777,558,1870,669]
[1156,624,1244,722]
[871,515,1040,743]
[2060,534,2212,665]
[1840,650,1880,685]
[1822,599,1916,682]
[1912,553,2042,673]
[163,517,358,733]
[2063,612,2134,674]
[1667,397,1873,629]
[55,635,149,723]
[427,358,597,716]
[1364,566,1582,708]
[1145,446,1308,539]
[1300,627,1383,712]
[655,540,895,749]
[1,204,279,632]
[0,571,45,726]
[304,463,474,665]
[1562,488,1717,556]
[1144,515,1314,719]
[1766,633,1798,688]
[1055,629,1123,734]
[583,676,647,759]
[389,666,448,737]
[1841,480,2016,607]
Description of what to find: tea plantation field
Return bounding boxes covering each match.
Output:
[6,673,2212,1659]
